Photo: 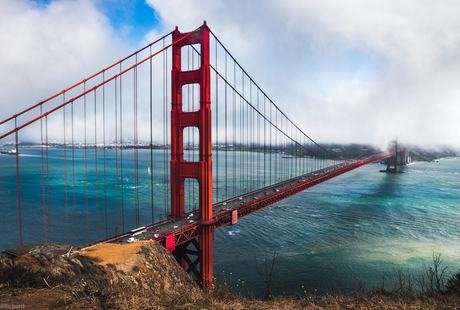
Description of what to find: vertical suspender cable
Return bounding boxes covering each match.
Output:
[14,117,22,247]
[84,82,89,243]
[263,95,266,188]
[63,93,69,245]
[239,87,244,195]
[163,38,167,218]
[120,64,124,233]
[40,105,47,243]
[292,123,294,178]
[224,52,228,200]
[134,54,139,228]
[102,72,108,239]
[192,47,196,209]
[115,77,119,233]
[150,45,154,225]
[94,89,99,241]
[302,135,305,173]
[252,87,254,191]
[71,101,77,246]
[269,98,271,186]
[283,117,286,180]
[233,61,236,197]
[257,88,260,190]
[165,45,169,216]
[241,73,244,193]
[191,49,195,207]
[187,47,191,210]
[250,82,252,192]
[46,115,51,243]
[103,72,108,239]
[274,108,277,183]
[215,39,219,203]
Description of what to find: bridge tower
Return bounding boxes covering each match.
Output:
[170,23,214,289]
[380,140,404,173]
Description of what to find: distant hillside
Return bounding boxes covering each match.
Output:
[320,143,378,159]
[324,143,460,162]
[404,145,460,162]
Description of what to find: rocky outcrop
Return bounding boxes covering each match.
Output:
[0,240,201,308]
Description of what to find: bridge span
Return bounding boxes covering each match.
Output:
[0,22,404,289]
[101,151,398,280]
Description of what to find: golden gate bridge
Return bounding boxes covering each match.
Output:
[0,22,401,289]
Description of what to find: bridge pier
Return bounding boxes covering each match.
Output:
[170,23,214,289]
[380,140,408,173]
[174,239,200,280]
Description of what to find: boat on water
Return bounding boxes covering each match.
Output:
[1,149,20,155]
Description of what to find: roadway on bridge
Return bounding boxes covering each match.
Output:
[105,160,361,246]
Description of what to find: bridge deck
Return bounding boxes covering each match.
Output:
[100,153,396,247]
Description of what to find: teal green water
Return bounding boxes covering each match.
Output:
[213,158,460,296]
[1,149,459,296]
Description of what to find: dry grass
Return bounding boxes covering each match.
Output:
[2,244,460,309]
[2,269,460,309]
[1,285,459,309]
[79,242,143,266]
[79,242,144,274]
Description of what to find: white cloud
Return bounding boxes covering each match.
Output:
[0,0,129,122]
[146,0,460,148]
[2,0,459,148]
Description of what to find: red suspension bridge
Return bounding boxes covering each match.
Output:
[0,23,401,289]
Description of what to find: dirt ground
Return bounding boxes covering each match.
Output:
[0,287,97,309]
[2,241,460,309]
[78,242,144,273]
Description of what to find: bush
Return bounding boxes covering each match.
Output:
[445,270,460,295]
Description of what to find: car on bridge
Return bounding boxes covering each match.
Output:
[127,237,138,243]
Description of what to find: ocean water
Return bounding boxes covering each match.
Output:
[1,148,459,296]
[212,158,460,296]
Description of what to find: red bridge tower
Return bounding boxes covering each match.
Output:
[170,23,214,289]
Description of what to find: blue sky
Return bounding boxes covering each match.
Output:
[31,0,160,46]
[1,0,460,147]
[94,0,160,45]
